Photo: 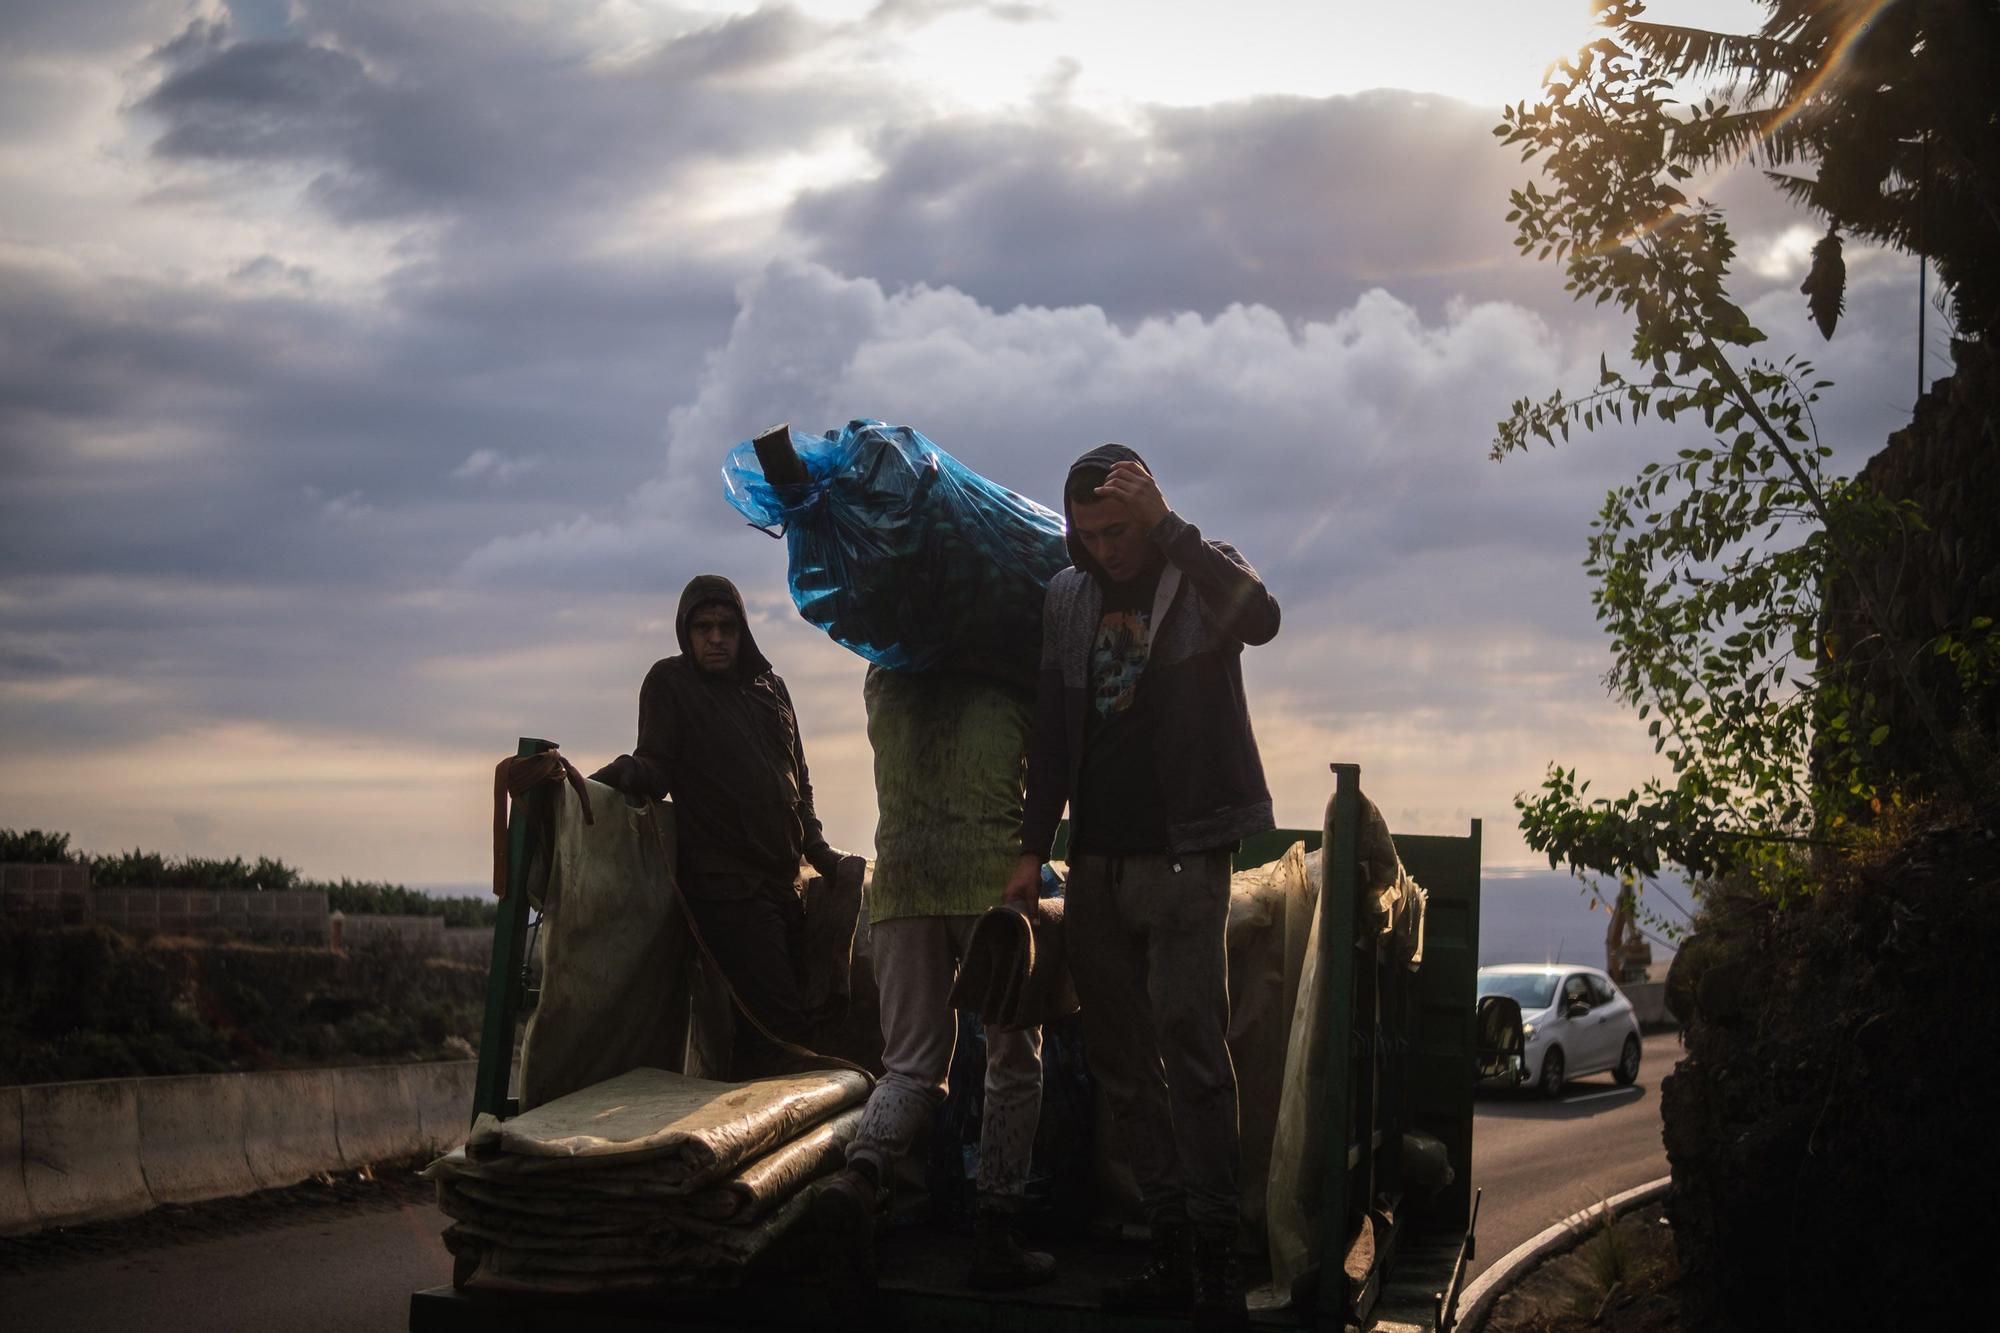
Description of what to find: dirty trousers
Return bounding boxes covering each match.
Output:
[680,879,808,1081]
[1067,849,1240,1233]
[847,914,1044,1198]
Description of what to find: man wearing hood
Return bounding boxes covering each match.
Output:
[1003,445,1278,1330]
[591,574,853,1080]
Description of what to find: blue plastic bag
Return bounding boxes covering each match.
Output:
[721,420,1069,681]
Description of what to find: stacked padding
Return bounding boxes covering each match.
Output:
[425,1066,870,1294]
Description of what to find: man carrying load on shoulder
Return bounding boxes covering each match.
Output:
[590,573,858,1081]
[1003,445,1280,1331]
[814,665,1054,1290]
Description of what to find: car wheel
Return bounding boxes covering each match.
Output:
[1538,1046,1565,1098]
[1614,1035,1641,1086]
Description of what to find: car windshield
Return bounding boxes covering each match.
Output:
[1478,972,1559,1009]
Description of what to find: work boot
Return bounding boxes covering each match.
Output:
[1100,1221,1193,1312]
[1192,1226,1248,1332]
[809,1160,879,1282]
[965,1195,1057,1290]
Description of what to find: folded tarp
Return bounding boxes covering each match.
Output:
[1228,840,1321,1241]
[429,1070,869,1296]
[1267,791,1427,1297]
[517,780,732,1108]
[441,1186,822,1296]
[460,1066,869,1189]
[431,1106,861,1222]
[518,779,875,1110]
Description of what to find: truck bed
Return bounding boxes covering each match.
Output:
[410,1216,1468,1331]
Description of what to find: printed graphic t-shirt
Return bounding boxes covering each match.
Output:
[1072,567,1170,854]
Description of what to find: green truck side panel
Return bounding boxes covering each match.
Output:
[1389,823,1482,1232]
[1049,820,1322,872]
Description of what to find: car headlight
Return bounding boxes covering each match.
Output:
[1521,1021,1536,1039]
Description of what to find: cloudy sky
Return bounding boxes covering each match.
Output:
[0,0,1939,889]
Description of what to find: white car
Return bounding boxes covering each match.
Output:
[1476,964,1643,1097]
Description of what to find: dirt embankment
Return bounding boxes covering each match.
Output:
[1483,1205,1680,1333]
[0,924,487,1084]
[1660,811,2000,1330]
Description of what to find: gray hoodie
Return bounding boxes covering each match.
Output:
[1019,446,1280,858]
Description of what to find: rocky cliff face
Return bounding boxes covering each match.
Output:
[1661,814,2000,1329]
[1663,341,2000,1329]
[1819,339,2000,796]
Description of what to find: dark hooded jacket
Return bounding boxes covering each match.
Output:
[591,575,840,888]
[1019,444,1280,859]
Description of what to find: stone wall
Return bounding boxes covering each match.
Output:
[1820,339,2000,793]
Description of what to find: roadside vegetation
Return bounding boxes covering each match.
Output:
[0,827,498,928]
[1485,1205,1679,1333]
[1495,1,1998,1326]
[0,923,487,1085]
[0,828,493,1085]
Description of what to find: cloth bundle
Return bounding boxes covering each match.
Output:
[426,1066,870,1294]
[946,899,1079,1029]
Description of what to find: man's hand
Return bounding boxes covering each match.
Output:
[836,854,867,895]
[1095,459,1170,533]
[1002,853,1044,909]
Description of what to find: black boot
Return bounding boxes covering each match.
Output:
[809,1159,879,1283]
[965,1195,1057,1290]
[1192,1226,1247,1332]
[1100,1222,1193,1312]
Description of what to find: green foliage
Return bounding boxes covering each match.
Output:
[1577,1206,1635,1304]
[88,850,303,890]
[318,878,498,928]
[1934,616,2000,696]
[1617,0,2000,340]
[0,829,82,864]
[1492,2,1993,899]
[3,830,498,928]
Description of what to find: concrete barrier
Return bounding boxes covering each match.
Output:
[1625,980,1676,1028]
[333,1065,421,1167]
[20,1079,150,1228]
[136,1074,260,1204]
[2,1060,477,1236]
[403,1061,475,1149]
[0,1085,34,1234]
[242,1068,341,1191]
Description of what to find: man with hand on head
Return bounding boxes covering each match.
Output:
[591,573,858,1081]
[1002,446,1280,1332]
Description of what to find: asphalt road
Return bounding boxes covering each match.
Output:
[2,1194,454,1333]
[1464,1029,1678,1281]
[2,1032,1678,1330]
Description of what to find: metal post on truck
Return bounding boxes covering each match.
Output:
[471,736,555,1123]
[1313,761,1364,1324]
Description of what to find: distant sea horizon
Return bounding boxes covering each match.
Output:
[415,865,1688,971]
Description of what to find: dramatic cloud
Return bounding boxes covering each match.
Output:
[788,88,1830,326]
[0,0,1936,887]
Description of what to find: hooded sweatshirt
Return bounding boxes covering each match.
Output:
[591,574,839,889]
[1019,444,1280,859]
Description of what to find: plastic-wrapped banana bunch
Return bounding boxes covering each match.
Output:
[721,419,1068,686]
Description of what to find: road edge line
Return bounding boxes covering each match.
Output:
[1456,1173,1672,1332]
